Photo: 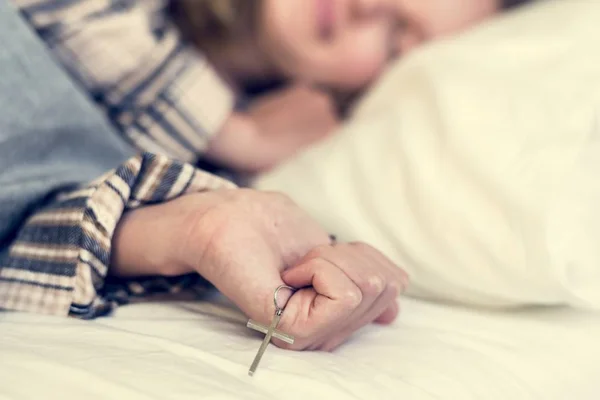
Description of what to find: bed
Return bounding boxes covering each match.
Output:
[4,1,600,398]
[2,295,599,399]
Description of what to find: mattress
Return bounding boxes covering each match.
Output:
[2,295,599,399]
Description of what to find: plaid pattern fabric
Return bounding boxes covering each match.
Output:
[12,0,235,163]
[0,153,235,318]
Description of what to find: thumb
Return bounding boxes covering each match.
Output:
[281,256,360,320]
[274,256,360,350]
[282,256,359,305]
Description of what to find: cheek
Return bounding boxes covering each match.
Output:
[320,26,392,89]
[421,0,500,37]
[259,0,316,72]
[326,46,388,89]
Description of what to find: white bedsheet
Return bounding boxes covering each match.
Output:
[2,296,599,399]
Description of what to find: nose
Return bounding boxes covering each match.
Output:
[351,0,394,18]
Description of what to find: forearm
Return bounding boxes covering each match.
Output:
[0,153,236,318]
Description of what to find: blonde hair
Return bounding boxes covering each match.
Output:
[169,0,259,50]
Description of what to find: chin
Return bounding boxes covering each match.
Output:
[335,59,388,91]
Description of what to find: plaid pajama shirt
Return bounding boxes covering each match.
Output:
[0,153,236,318]
[12,0,235,163]
[0,0,237,318]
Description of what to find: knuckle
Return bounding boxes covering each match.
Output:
[340,288,362,308]
[372,274,387,291]
[360,274,385,297]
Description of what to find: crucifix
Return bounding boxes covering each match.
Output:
[246,285,296,376]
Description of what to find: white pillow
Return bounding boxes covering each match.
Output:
[253,0,600,309]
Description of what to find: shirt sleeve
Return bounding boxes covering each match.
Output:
[14,0,235,163]
[0,152,236,318]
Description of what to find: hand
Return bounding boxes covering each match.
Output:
[206,84,339,173]
[278,242,409,351]
[112,189,408,351]
[180,189,408,351]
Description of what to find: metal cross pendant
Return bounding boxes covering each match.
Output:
[247,285,295,376]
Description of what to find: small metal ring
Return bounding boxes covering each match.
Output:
[274,285,296,312]
[329,234,338,245]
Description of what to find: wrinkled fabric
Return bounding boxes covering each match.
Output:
[0,0,234,317]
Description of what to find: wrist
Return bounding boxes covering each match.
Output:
[110,192,229,278]
[172,189,254,278]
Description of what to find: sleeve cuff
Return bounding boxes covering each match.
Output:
[0,153,235,318]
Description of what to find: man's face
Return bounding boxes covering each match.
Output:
[257,0,500,90]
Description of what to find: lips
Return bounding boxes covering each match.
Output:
[317,0,335,39]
